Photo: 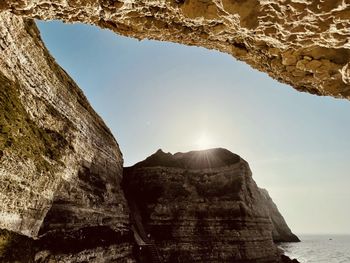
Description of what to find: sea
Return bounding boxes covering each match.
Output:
[279,235,350,263]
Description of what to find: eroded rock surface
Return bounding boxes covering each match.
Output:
[0,12,134,262]
[123,148,299,263]
[1,0,350,99]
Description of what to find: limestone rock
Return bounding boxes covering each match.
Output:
[123,148,299,262]
[0,12,134,262]
[0,0,349,99]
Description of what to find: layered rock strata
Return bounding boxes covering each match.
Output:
[1,1,350,99]
[123,148,299,263]
[0,12,133,262]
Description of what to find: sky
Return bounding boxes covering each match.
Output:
[37,20,350,235]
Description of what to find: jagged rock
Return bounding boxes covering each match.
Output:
[0,12,134,262]
[123,148,299,263]
[0,0,349,99]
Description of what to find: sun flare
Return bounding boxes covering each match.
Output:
[195,133,213,150]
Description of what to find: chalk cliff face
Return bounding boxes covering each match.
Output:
[0,0,349,99]
[0,12,134,262]
[123,148,299,263]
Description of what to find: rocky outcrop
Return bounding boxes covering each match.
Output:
[123,148,299,263]
[0,12,134,262]
[1,1,350,99]
[259,189,300,243]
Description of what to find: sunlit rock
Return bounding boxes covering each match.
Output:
[0,0,349,99]
[0,12,134,262]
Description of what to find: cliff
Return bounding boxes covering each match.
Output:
[0,1,337,261]
[0,10,300,263]
[123,148,299,263]
[0,12,134,262]
[0,1,349,100]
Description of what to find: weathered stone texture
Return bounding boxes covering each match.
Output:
[0,11,134,261]
[1,0,349,99]
[123,148,299,263]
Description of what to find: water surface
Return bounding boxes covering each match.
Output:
[279,235,350,263]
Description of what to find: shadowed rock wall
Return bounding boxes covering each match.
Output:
[0,12,134,262]
[0,0,349,99]
[123,148,299,263]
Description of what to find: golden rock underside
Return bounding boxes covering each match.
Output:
[1,0,350,99]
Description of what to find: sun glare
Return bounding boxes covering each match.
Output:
[195,133,213,150]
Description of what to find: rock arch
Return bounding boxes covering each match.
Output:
[0,1,349,262]
[1,0,350,99]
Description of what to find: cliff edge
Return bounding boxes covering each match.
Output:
[259,188,300,243]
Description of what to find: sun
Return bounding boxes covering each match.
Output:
[195,133,213,150]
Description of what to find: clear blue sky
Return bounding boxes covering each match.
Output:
[37,20,350,235]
